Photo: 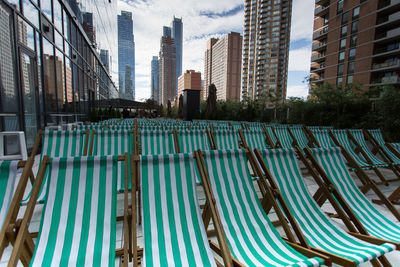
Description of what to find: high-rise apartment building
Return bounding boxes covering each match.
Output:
[203,32,242,102]
[159,34,176,105]
[151,56,160,104]
[242,0,292,105]
[118,11,135,100]
[177,70,201,100]
[310,0,400,90]
[171,17,183,94]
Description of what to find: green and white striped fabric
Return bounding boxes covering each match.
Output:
[331,130,372,169]
[310,129,335,148]
[140,130,176,155]
[264,125,277,147]
[23,130,88,205]
[368,129,400,165]
[349,130,389,167]
[213,130,240,150]
[274,127,294,149]
[30,156,118,266]
[289,126,309,149]
[176,130,212,153]
[260,148,395,264]
[241,130,269,150]
[202,149,324,267]
[91,130,133,192]
[0,161,18,229]
[309,146,400,244]
[141,153,216,266]
[392,143,400,152]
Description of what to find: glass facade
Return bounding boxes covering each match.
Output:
[0,0,118,150]
[171,17,182,94]
[151,56,159,104]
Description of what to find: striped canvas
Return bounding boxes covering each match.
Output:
[91,130,133,192]
[260,148,395,264]
[213,130,240,150]
[274,127,293,149]
[289,126,309,149]
[140,153,216,266]
[202,149,324,267]
[331,130,371,169]
[349,130,389,167]
[310,129,335,148]
[264,126,277,147]
[0,161,18,229]
[30,156,118,267]
[368,129,400,165]
[241,130,269,150]
[392,143,400,152]
[310,147,400,244]
[176,130,211,153]
[140,130,176,155]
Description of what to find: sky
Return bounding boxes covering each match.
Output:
[117,0,315,101]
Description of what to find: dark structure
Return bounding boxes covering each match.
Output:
[183,89,200,121]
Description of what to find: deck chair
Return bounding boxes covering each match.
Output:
[211,129,240,150]
[139,130,176,155]
[4,155,130,267]
[255,148,396,266]
[273,126,295,149]
[262,125,278,148]
[288,126,314,149]
[366,129,400,167]
[196,149,328,266]
[175,129,213,153]
[308,129,335,148]
[237,129,270,150]
[330,130,392,185]
[305,146,400,240]
[0,161,19,229]
[91,130,133,192]
[132,153,238,267]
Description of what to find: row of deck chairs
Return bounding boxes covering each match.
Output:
[1,120,400,266]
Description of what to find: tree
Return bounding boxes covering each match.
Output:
[178,95,184,119]
[167,100,172,117]
[206,84,217,119]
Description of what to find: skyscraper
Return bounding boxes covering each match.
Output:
[159,34,176,105]
[310,0,400,90]
[99,49,111,99]
[151,56,160,104]
[242,0,292,106]
[163,26,171,37]
[171,17,183,94]
[118,11,135,100]
[203,32,242,102]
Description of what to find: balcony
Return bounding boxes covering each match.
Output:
[372,75,400,85]
[315,5,329,17]
[313,26,328,40]
[373,47,400,58]
[376,11,400,28]
[378,0,400,14]
[316,0,330,5]
[312,41,327,51]
[375,27,400,43]
[372,60,400,71]
[311,53,326,62]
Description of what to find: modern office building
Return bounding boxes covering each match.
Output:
[159,32,176,105]
[310,0,400,90]
[203,32,242,102]
[177,70,201,100]
[118,10,135,100]
[0,0,118,149]
[151,56,160,104]
[171,17,183,94]
[242,0,292,105]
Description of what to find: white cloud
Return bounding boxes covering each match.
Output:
[287,85,309,99]
[289,0,315,41]
[288,47,312,71]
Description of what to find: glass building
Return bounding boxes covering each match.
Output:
[118,10,135,101]
[151,56,159,104]
[171,17,182,94]
[0,0,118,150]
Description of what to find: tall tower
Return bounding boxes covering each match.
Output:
[171,16,183,94]
[242,0,292,106]
[203,38,218,100]
[151,56,160,104]
[159,33,176,105]
[118,10,135,100]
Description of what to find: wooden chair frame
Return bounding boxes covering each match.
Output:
[261,125,279,148]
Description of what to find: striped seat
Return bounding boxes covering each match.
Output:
[30,156,119,266]
[274,126,294,149]
[240,129,269,150]
[392,143,400,152]
[368,129,400,165]
[176,130,212,153]
[213,130,240,150]
[264,125,277,147]
[91,130,133,192]
[0,161,18,229]
[289,126,309,149]
[259,148,395,265]
[202,149,324,266]
[140,130,176,155]
[309,146,400,243]
[349,130,389,167]
[310,129,335,148]
[140,153,217,266]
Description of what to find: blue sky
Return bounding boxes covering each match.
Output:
[117,0,315,101]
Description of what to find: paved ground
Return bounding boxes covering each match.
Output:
[2,155,400,266]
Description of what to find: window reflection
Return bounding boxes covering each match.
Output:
[22,0,39,29]
[18,17,35,51]
[65,57,73,112]
[55,49,65,111]
[53,0,62,31]
[41,0,52,20]
[43,38,57,112]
